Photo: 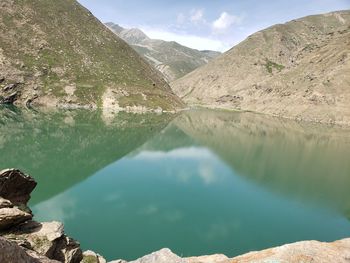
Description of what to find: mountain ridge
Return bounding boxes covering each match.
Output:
[105,22,221,82]
[172,10,350,125]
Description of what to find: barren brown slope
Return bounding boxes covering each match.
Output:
[0,0,184,111]
[172,10,350,124]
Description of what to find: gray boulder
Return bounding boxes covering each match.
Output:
[129,248,184,263]
[0,237,59,263]
[0,169,37,205]
[0,206,32,231]
[4,220,83,263]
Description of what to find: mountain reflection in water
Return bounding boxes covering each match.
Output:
[0,107,349,261]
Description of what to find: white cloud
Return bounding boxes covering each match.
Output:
[190,9,205,24]
[212,12,243,32]
[134,147,213,160]
[139,27,231,52]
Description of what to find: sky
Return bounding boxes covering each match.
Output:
[78,0,350,52]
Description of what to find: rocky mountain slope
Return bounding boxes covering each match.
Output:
[172,10,350,125]
[105,23,221,82]
[0,0,183,111]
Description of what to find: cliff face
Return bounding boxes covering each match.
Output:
[172,10,350,125]
[106,23,221,82]
[0,0,183,111]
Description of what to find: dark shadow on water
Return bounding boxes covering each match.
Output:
[0,107,174,204]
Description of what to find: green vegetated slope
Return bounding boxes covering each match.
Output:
[172,10,350,125]
[0,0,183,110]
[106,23,221,82]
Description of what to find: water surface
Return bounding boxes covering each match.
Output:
[1,107,350,261]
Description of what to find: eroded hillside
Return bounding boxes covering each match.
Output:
[172,10,350,124]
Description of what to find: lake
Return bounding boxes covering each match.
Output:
[1,106,350,261]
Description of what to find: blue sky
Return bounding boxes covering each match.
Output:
[78,0,350,51]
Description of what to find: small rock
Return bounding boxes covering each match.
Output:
[0,197,13,209]
[0,91,18,104]
[0,169,37,206]
[0,76,5,83]
[82,250,107,263]
[129,248,183,263]
[54,236,83,263]
[3,83,17,92]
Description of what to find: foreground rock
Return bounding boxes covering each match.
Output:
[0,169,83,263]
[82,250,107,263]
[0,237,59,263]
[230,238,350,263]
[0,169,37,205]
[0,170,35,230]
[116,239,350,263]
[0,205,32,231]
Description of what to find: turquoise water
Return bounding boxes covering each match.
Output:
[1,107,350,261]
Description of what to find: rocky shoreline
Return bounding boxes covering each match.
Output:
[0,169,349,263]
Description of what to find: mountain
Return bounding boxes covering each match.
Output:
[172,10,350,125]
[105,23,221,82]
[0,0,183,111]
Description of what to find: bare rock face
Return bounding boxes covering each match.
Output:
[0,169,37,205]
[0,237,59,263]
[230,238,350,263]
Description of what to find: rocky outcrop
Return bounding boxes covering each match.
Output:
[4,221,82,263]
[230,238,350,263]
[121,239,350,262]
[0,169,37,205]
[0,170,34,230]
[0,237,59,263]
[0,169,83,263]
